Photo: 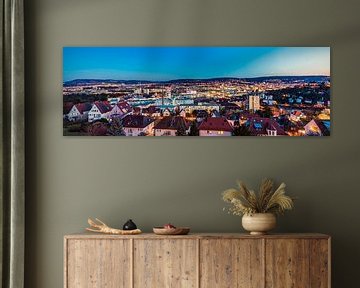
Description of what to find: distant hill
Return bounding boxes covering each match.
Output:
[64,76,330,86]
[63,79,154,86]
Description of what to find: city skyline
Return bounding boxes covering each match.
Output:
[63,47,330,82]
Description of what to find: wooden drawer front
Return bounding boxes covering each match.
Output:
[66,239,131,288]
[133,239,198,288]
[200,239,264,288]
[309,239,330,288]
[265,239,330,288]
[266,239,310,288]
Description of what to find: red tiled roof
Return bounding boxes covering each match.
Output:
[75,103,92,114]
[154,116,190,130]
[116,101,132,112]
[94,101,112,114]
[198,117,233,132]
[122,115,154,128]
[64,102,74,114]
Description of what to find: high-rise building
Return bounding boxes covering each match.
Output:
[166,87,172,98]
[249,95,260,111]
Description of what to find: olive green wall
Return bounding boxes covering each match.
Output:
[25,0,360,287]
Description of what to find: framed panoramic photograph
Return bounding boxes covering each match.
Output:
[63,47,330,136]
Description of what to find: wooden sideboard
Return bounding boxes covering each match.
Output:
[64,233,330,288]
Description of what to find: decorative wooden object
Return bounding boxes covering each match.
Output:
[64,233,331,288]
[86,218,142,235]
[152,227,190,235]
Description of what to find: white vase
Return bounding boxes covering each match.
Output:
[242,213,276,235]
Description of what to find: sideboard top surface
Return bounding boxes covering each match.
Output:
[64,232,330,240]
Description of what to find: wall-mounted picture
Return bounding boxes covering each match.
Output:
[63,47,330,136]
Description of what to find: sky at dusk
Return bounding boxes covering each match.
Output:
[63,47,330,82]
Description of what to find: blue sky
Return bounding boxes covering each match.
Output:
[63,47,330,81]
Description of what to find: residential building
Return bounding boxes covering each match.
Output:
[195,110,208,122]
[249,95,260,111]
[198,117,233,136]
[67,103,92,121]
[211,110,220,118]
[154,116,190,136]
[162,108,172,117]
[108,97,121,107]
[304,119,330,136]
[109,101,132,119]
[122,115,155,136]
[247,117,286,136]
[88,101,112,122]
[290,110,304,122]
[179,109,186,118]
[141,105,161,117]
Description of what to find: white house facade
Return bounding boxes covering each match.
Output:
[67,103,92,122]
[88,102,112,122]
[67,106,84,121]
[109,102,132,120]
[199,130,232,136]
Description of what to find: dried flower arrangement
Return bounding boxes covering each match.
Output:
[222,179,294,216]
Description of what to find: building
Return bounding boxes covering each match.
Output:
[226,113,240,127]
[198,117,233,136]
[289,110,304,122]
[141,105,161,117]
[247,117,286,136]
[162,108,172,117]
[108,97,121,107]
[67,103,92,121]
[63,102,74,115]
[221,102,241,112]
[249,95,260,111]
[179,103,220,114]
[134,87,142,94]
[211,110,220,118]
[179,109,186,118]
[195,110,209,122]
[304,119,330,136]
[109,101,132,119]
[88,101,112,122]
[154,116,190,136]
[122,115,155,136]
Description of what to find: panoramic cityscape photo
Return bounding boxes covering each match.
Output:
[63,47,330,136]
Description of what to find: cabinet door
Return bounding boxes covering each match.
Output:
[309,239,330,288]
[200,239,264,288]
[134,239,198,288]
[265,239,310,288]
[66,239,131,288]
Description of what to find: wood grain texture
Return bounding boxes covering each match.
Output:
[66,239,131,288]
[310,239,330,288]
[133,239,198,288]
[200,239,264,288]
[265,239,310,288]
[64,234,331,288]
[65,233,330,240]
